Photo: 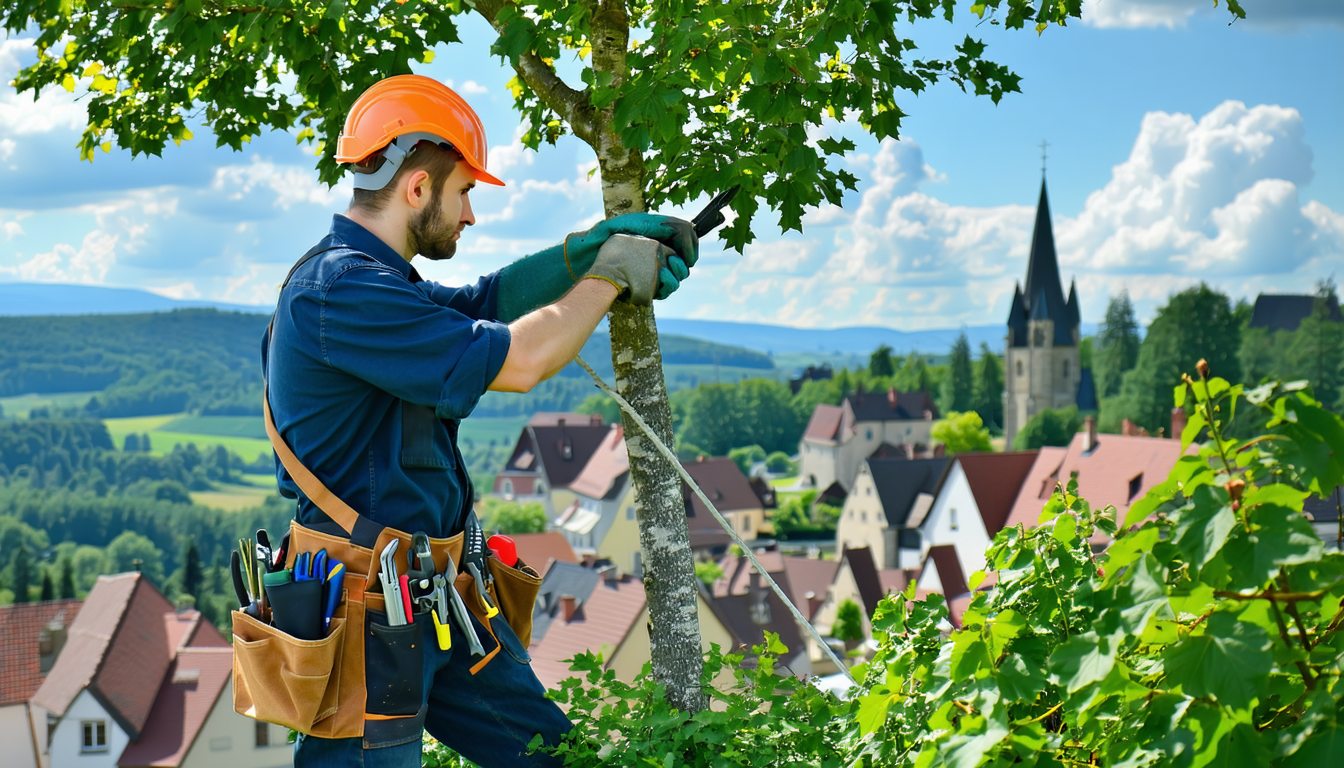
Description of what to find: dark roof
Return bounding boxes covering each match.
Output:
[531,561,603,644]
[868,442,908,460]
[1008,180,1077,347]
[817,481,848,507]
[683,457,763,515]
[802,403,845,443]
[515,422,612,488]
[1304,487,1342,524]
[842,546,885,616]
[867,457,951,528]
[1249,294,1343,332]
[0,599,81,706]
[704,587,808,670]
[1076,367,1099,412]
[924,545,970,598]
[748,477,777,509]
[958,452,1040,534]
[846,389,939,422]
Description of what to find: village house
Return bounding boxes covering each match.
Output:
[912,451,1040,578]
[834,457,951,572]
[797,388,941,493]
[492,413,610,517]
[28,572,292,768]
[0,599,81,768]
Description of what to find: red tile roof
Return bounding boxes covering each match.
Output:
[509,532,580,576]
[567,426,628,500]
[529,412,601,427]
[529,575,646,690]
[957,451,1040,534]
[1002,447,1069,532]
[878,569,910,597]
[713,552,838,622]
[0,600,82,706]
[842,547,884,616]
[683,457,762,515]
[116,647,233,768]
[802,404,844,443]
[31,573,142,721]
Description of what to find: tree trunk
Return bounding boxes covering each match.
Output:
[475,0,708,713]
[589,0,708,714]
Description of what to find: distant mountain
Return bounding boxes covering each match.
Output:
[656,319,1100,356]
[0,282,269,316]
[0,281,1098,355]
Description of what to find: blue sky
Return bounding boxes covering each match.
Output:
[1,0,1341,331]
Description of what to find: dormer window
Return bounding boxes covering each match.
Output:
[1063,360,1069,378]
[1033,327,1045,347]
[1016,360,1024,377]
[561,440,573,461]
[1128,473,1143,502]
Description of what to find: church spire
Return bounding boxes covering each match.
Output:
[1020,178,1073,345]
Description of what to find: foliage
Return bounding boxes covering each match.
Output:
[1012,405,1083,450]
[576,393,621,427]
[939,333,975,416]
[1109,284,1242,433]
[834,598,865,644]
[543,639,852,767]
[694,560,725,587]
[58,555,76,599]
[850,364,1342,767]
[765,451,796,475]
[478,498,547,535]
[675,379,802,457]
[932,411,993,455]
[10,544,33,603]
[105,531,166,584]
[972,343,1005,432]
[1096,289,1142,398]
[772,489,836,541]
[1241,282,1344,412]
[728,445,766,477]
[870,344,896,379]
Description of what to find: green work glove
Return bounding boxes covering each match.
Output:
[584,235,673,306]
[496,213,698,322]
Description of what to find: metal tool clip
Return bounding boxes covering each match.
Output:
[378,540,407,626]
[442,550,484,656]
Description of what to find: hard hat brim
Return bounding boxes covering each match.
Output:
[474,167,505,187]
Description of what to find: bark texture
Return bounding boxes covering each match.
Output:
[474,0,708,714]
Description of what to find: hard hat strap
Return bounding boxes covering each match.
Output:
[349,131,454,191]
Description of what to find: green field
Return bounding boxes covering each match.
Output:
[104,414,273,462]
[458,416,529,448]
[161,415,267,439]
[0,391,100,419]
[190,481,275,511]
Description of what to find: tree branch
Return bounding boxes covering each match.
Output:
[471,0,597,145]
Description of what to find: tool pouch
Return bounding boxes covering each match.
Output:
[232,611,348,732]
[486,554,543,648]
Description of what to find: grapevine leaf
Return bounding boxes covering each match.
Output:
[1050,631,1118,693]
[1162,613,1271,710]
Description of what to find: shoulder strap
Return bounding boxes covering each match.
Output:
[263,237,382,543]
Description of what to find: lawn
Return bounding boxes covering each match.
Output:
[161,415,266,439]
[104,414,273,462]
[190,481,275,512]
[0,391,100,418]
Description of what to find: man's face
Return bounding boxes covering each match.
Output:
[409,161,477,262]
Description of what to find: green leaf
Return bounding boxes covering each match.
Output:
[1050,631,1118,693]
[950,634,993,679]
[1172,485,1236,567]
[1223,504,1323,587]
[855,688,894,736]
[1201,723,1271,768]
[1052,513,1077,544]
[1174,384,1187,408]
[969,570,986,590]
[1182,410,1207,450]
[1280,726,1344,768]
[1162,613,1272,710]
[1124,478,1179,528]
[1243,483,1308,510]
[1104,526,1160,576]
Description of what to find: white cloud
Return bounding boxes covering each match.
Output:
[1081,0,1344,29]
[739,239,818,274]
[146,281,201,300]
[1055,101,1338,276]
[460,80,488,95]
[3,220,22,239]
[0,39,88,137]
[211,156,351,210]
[5,230,119,283]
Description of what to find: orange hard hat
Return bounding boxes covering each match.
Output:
[336,74,504,188]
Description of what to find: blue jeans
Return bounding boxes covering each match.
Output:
[294,608,572,767]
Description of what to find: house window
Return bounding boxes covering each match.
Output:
[949,508,959,531]
[502,479,514,496]
[866,429,873,440]
[81,720,107,753]
[537,481,545,494]
[1063,360,1070,379]
[1016,360,1024,377]
[1128,473,1144,502]
[1033,327,1045,347]
[861,512,867,523]
[632,551,642,576]
[626,505,636,520]
[743,515,752,533]
[255,720,269,748]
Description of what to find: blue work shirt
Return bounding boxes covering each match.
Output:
[262,214,511,539]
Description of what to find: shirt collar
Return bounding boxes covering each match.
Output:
[329,214,413,280]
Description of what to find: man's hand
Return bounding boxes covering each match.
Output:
[571,213,697,300]
[585,235,673,306]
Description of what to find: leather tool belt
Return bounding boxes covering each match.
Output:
[230,393,543,739]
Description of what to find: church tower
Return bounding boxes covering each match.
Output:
[1004,179,1082,449]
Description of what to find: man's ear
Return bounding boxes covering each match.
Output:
[403,170,432,211]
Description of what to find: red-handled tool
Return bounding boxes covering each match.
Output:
[487,535,517,567]
[398,574,414,621]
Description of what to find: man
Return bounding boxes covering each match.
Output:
[263,74,697,767]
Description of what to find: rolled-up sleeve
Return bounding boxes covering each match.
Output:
[321,266,511,419]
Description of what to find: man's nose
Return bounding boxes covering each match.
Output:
[460,194,476,227]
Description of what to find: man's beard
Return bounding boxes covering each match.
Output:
[408,184,459,261]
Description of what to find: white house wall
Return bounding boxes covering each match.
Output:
[918,462,994,578]
[835,469,891,569]
[1,703,40,768]
[46,689,128,768]
[181,680,293,768]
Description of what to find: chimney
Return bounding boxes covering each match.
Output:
[887,388,897,409]
[749,568,761,591]
[560,594,577,622]
[1083,415,1097,452]
[599,565,619,584]
[590,413,603,427]
[1171,407,1187,440]
[1121,418,1137,436]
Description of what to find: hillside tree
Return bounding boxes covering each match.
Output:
[181,538,204,599]
[2,0,1220,711]
[868,344,896,379]
[59,556,77,600]
[938,331,974,414]
[1012,405,1082,450]
[931,410,992,454]
[1096,289,1141,397]
[11,545,33,604]
[972,342,1004,430]
[1283,280,1344,409]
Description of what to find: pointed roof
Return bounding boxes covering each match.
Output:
[0,599,82,706]
[1008,179,1076,346]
